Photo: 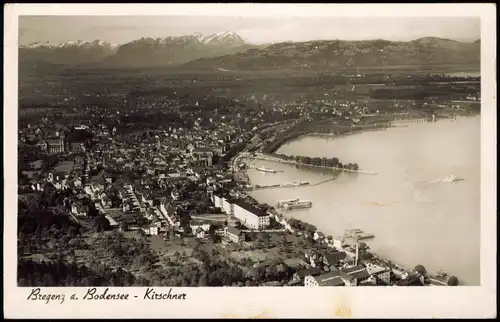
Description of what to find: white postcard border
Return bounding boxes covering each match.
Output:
[3,3,497,319]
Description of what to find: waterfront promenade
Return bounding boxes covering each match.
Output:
[390,116,431,125]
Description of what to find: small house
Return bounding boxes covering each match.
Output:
[365,263,392,285]
[322,251,347,269]
[225,226,243,243]
[293,267,322,284]
[339,265,371,286]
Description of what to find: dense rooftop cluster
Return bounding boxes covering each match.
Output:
[17,69,476,288]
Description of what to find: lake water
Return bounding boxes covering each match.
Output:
[444,71,481,77]
[247,115,481,285]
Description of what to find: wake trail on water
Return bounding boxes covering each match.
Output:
[404,179,443,190]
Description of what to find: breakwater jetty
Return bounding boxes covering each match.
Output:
[311,177,337,186]
[252,181,309,191]
[247,153,378,175]
[249,165,284,173]
[248,176,338,191]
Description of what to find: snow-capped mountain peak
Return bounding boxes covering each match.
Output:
[19,32,249,67]
[188,31,244,45]
[21,40,118,49]
[59,40,118,48]
[216,31,238,38]
[21,33,244,50]
[22,41,53,49]
[191,32,204,42]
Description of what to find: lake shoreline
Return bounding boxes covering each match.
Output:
[240,114,480,285]
[271,112,479,157]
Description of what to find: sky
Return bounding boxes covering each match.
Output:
[19,16,481,46]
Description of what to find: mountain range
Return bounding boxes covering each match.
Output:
[19,32,259,68]
[19,40,119,66]
[183,37,480,71]
[19,33,480,70]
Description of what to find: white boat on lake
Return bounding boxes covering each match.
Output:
[256,166,276,173]
[442,174,463,183]
[428,174,464,184]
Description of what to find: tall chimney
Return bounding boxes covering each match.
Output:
[355,241,359,266]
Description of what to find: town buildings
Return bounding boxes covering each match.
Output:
[365,263,392,285]
[212,192,270,229]
[37,132,66,154]
[225,226,243,243]
[291,267,323,286]
[304,271,345,287]
[232,199,270,230]
[304,265,371,287]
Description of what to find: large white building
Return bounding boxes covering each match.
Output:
[304,271,345,287]
[232,200,269,230]
[221,197,234,215]
[212,193,234,215]
[212,193,224,209]
[212,193,270,229]
[305,265,371,287]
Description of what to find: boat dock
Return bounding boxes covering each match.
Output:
[276,198,312,210]
[282,200,313,210]
[252,181,310,190]
[344,229,375,240]
[276,198,300,207]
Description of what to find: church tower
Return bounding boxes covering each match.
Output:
[59,131,66,152]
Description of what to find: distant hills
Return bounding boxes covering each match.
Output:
[183,37,481,71]
[19,34,480,71]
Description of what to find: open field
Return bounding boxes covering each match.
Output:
[21,62,480,77]
[149,235,194,255]
[20,63,480,93]
[221,231,313,267]
[19,63,480,112]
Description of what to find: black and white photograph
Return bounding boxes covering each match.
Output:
[4,3,497,319]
